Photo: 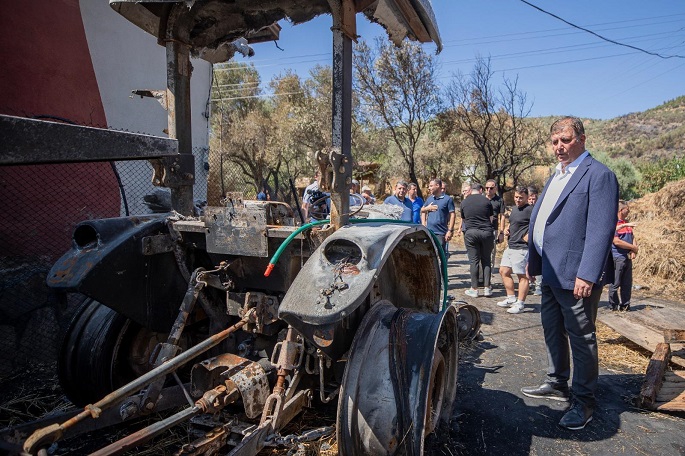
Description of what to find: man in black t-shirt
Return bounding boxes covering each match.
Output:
[496,186,533,313]
[483,180,505,286]
[461,183,495,298]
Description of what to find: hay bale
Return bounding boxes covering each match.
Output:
[630,179,685,222]
[627,179,685,292]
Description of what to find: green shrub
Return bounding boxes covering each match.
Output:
[636,156,685,195]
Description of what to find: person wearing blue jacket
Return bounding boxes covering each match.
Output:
[522,117,618,431]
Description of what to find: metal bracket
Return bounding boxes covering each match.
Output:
[142,234,174,256]
[150,154,195,188]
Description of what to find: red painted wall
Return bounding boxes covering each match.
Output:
[0,0,120,259]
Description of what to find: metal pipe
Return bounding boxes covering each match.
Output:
[89,406,200,456]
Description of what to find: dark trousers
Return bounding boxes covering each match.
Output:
[541,283,601,409]
[432,233,448,258]
[464,229,494,289]
[608,256,632,308]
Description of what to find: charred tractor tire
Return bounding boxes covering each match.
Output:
[58,299,154,406]
[337,301,459,455]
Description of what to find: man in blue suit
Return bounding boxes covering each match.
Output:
[522,117,618,431]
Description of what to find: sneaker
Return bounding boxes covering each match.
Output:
[507,302,525,314]
[483,287,493,297]
[558,401,593,430]
[496,297,517,307]
[465,289,479,298]
[533,288,542,296]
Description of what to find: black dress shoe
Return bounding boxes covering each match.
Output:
[559,401,593,430]
[619,304,630,312]
[521,383,570,402]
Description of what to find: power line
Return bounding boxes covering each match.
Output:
[519,0,685,59]
[442,17,685,48]
[211,91,305,102]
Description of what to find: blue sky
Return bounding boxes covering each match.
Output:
[230,0,685,120]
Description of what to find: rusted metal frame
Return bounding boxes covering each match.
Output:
[90,405,201,456]
[164,5,195,215]
[394,0,432,41]
[228,389,311,456]
[261,328,304,428]
[354,0,377,12]
[91,384,241,456]
[318,351,339,403]
[141,267,207,411]
[327,0,355,229]
[23,312,254,455]
[0,114,178,166]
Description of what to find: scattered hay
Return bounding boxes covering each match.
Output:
[597,321,651,374]
[628,179,685,295]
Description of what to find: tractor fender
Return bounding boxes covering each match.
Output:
[47,215,187,331]
[279,222,442,360]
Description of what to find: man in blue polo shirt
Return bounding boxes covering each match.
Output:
[383,180,413,221]
[421,178,456,256]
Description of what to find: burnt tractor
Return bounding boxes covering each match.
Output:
[16,1,480,454]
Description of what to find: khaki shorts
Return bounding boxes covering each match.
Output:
[500,248,528,275]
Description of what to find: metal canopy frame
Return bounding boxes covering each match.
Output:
[108,0,441,222]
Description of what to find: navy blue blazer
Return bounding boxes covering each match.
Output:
[528,154,619,290]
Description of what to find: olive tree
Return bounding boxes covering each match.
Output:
[442,56,549,193]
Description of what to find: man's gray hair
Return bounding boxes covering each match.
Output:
[430,178,442,187]
[471,183,484,192]
[395,180,408,188]
[550,116,585,137]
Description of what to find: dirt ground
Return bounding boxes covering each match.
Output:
[442,243,685,456]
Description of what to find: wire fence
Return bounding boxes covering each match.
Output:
[0,113,261,376]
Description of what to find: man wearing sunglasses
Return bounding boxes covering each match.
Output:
[484,179,506,286]
[521,117,618,431]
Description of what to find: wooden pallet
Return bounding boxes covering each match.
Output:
[639,330,685,412]
[599,310,685,368]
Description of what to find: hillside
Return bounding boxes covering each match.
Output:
[583,95,685,161]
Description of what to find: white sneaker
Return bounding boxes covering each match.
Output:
[496,297,517,307]
[483,287,493,297]
[465,289,479,298]
[533,288,542,296]
[507,302,525,314]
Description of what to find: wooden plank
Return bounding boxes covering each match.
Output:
[598,312,685,368]
[656,385,685,394]
[663,329,685,343]
[656,388,685,402]
[640,343,672,408]
[626,306,685,333]
[664,371,685,382]
[655,401,685,412]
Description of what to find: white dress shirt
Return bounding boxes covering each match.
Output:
[532,151,589,255]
